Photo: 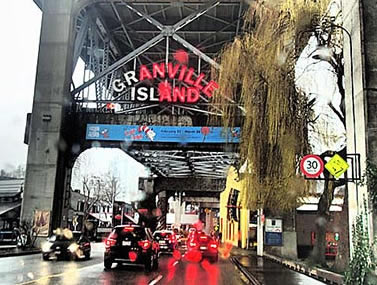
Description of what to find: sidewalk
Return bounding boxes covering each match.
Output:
[0,245,41,258]
[230,247,344,285]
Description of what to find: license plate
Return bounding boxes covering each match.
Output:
[159,241,166,244]
[200,246,207,250]
[122,241,131,246]
[55,251,61,254]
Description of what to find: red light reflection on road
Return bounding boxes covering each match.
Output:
[167,258,179,282]
[185,263,198,285]
[201,259,220,285]
[218,241,233,259]
[184,249,202,263]
[173,249,182,260]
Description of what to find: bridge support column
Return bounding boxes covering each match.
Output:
[22,0,75,232]
[156,191,168,230]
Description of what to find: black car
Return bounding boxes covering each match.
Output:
[42,231,91,261]
[104,225,159,271]
[153,230,178,253]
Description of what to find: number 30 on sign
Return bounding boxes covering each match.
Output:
[300,154,324,178]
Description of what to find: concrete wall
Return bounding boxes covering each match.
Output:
[266,231,297,260]
[296,211,345,246]
[342,0,376,246]
[22,0,75,231]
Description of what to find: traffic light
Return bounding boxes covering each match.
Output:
[335,232,340,241]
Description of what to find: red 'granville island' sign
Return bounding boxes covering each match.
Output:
[112,62,219,104]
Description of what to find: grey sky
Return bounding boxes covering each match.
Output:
[0,2,148,202]
[0,1,41,170]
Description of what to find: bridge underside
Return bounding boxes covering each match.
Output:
[24,0,247,232]
[71,0,246,117]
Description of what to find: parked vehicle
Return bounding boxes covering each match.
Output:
[41,231,91,261]
[153,230,178,253]
[186,231,219,262]
[0,229,17,245]
[104,225,159,271]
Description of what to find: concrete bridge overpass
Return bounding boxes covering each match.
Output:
[23,0,247,232]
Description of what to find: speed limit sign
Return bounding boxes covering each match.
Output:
[300,154,324,178]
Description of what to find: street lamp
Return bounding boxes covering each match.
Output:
[325,21,359,209]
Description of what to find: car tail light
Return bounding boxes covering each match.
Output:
[123,226,134,232]
[138,240,151,250]
[105,238,116,248]
[105,232,118,248]
[209,242,218,250]
[199,235,208,241]
[83,242,90,247]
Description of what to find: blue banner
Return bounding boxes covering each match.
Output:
[86,124,240,144]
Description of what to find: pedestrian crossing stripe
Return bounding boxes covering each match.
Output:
[325,154,349,178]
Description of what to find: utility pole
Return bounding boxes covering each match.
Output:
[111,183,115,227]
[174,192,185,227]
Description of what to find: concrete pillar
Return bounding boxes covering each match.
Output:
[205,210,214,234]
[22,0,75,231]
[342,0,375,251]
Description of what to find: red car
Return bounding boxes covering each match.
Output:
[186,231,219,262]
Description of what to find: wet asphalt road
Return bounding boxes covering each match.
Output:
[2,243,248,285]
[235,254,326,285]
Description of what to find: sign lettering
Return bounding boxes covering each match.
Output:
[112,61,219,104]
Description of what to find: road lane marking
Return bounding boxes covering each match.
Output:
[16,262,102,285]
[148,274,163,285]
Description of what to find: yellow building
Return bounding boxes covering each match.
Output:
[219,166,250,249]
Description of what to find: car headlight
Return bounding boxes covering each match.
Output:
[68,243,79,253]
[42,242,53,252]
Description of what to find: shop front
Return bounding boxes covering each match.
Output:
[219,166,249,249]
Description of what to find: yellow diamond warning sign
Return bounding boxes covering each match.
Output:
[325,154,349,178]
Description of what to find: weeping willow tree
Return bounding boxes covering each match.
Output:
[212,0,329,212]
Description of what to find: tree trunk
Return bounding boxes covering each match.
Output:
[313,178,334,266]
[333,183,349,272]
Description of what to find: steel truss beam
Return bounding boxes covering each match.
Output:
[73,15,89,72]
[128,149,238,178]
[72,33,164,96]
[72,0,221,97]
